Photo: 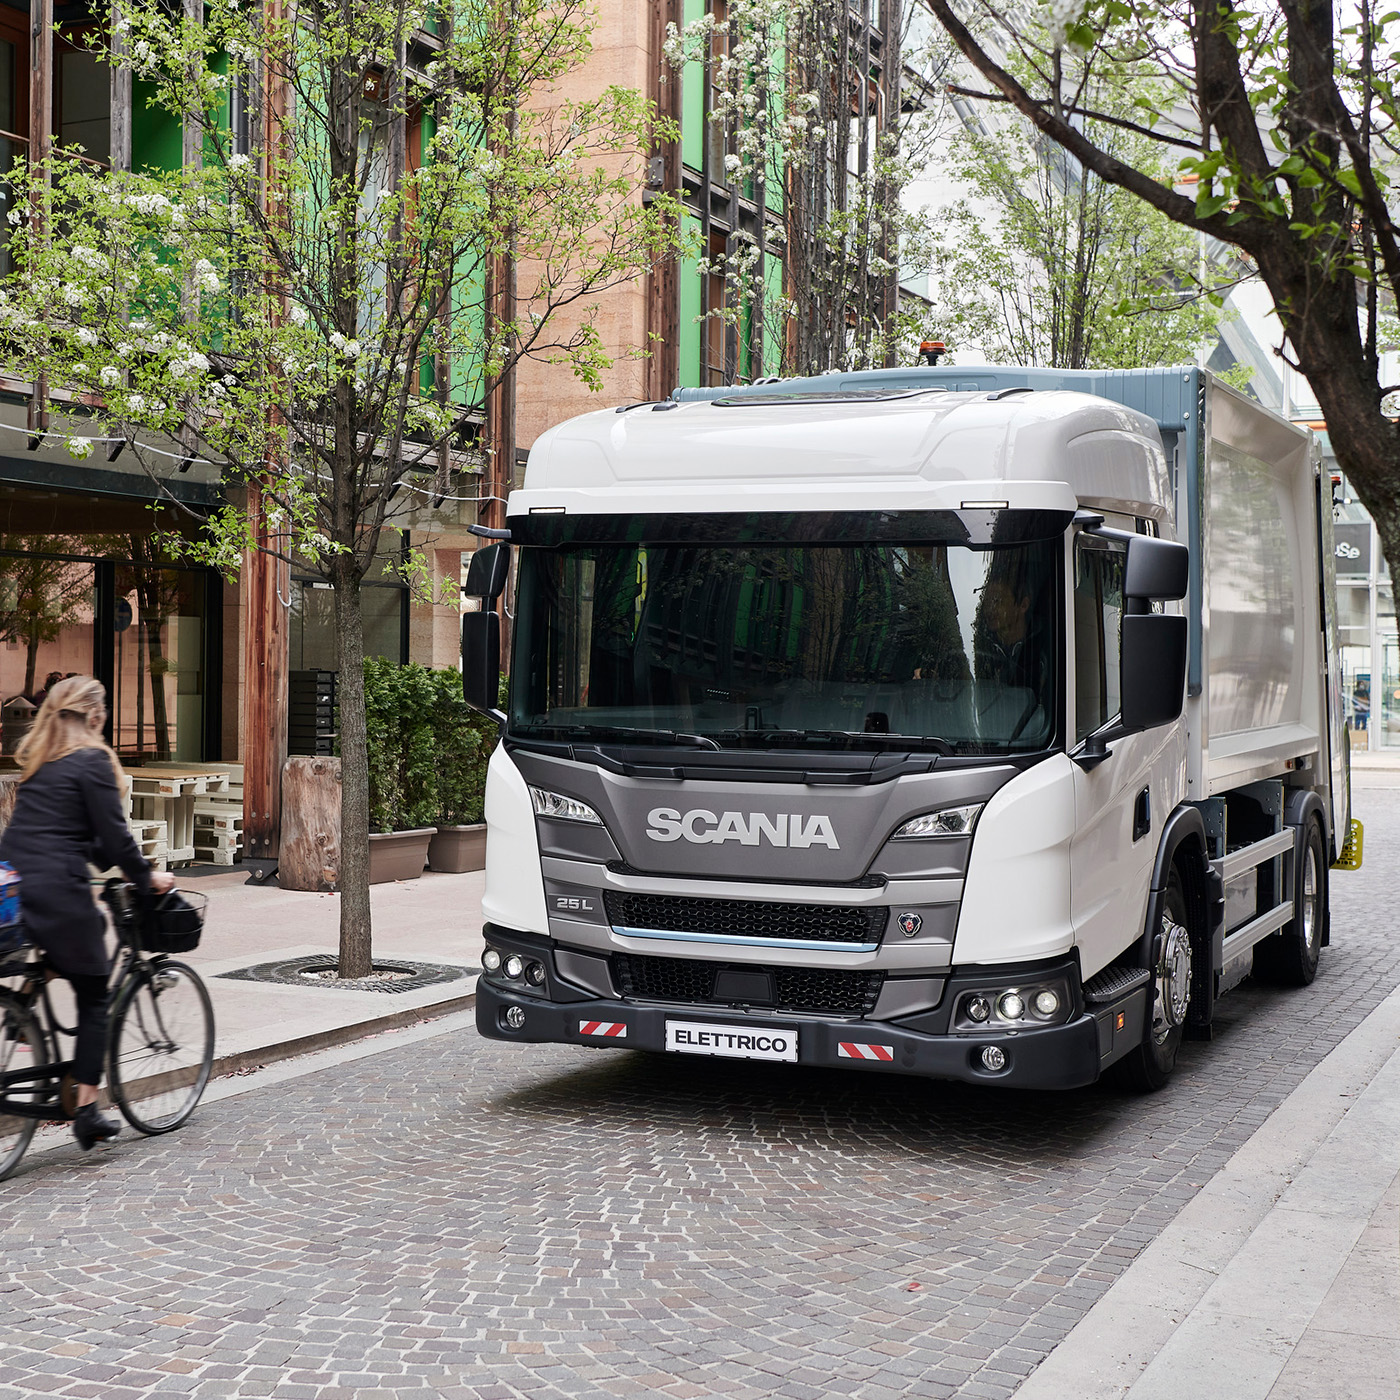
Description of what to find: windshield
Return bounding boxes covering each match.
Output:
[511,535,1060,753]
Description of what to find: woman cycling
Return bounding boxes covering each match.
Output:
[0,676,175,1150]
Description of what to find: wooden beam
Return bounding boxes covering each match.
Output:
[242,0,291,860]
[110,0,131,173]
[644,0,682,400]
[27,0,51,443]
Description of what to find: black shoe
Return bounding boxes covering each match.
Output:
[72,1104,120,1151]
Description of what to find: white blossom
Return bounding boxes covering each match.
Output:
[99,366,122,387]
[227,152,251,172]
[66,436,95,460]
[75,327,98,347]
[193,258,220,294]
[289,304,308,327]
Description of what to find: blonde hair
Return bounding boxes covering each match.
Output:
[16,676,124,786]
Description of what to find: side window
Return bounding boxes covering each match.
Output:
[1074,540,1125,741]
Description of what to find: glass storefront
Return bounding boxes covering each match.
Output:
[1333,494,1398,750]
[288,531,409,670]
[0,485,220,767]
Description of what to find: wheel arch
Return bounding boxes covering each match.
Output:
[1133,804,1221,1037]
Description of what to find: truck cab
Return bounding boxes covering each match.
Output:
[464,368,1352,1091]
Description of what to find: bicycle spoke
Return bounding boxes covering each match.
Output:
[108,962,214,1134]
[0,993,43,1179]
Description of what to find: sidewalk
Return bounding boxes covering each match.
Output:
[1013,983,1400,1399]
[158,866,486,1075]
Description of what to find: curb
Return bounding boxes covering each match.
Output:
[204,990,479,1082]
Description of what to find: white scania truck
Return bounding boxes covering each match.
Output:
[462,366,1360,1091]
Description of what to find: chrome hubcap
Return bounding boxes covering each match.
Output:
[1154,917,1191,1041]
[1302,847,1319,952]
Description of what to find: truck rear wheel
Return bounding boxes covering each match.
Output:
[1111,869,1193,1093]
[1254,819,1325,987]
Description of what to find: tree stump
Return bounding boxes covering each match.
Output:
[279,756,341,892]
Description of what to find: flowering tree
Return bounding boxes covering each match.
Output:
[0,0,679,975]
[666,0,950,378]
[925,0,1400,576]
[927,60,1225,369]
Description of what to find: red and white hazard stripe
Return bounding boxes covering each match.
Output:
[579,1020,627,1038]
[838,1041,894,1062]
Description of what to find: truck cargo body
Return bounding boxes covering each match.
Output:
[466,367,1354,1090]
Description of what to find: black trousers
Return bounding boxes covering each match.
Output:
[66,972,111,1086]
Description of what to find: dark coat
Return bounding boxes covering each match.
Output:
[0,748,152,977]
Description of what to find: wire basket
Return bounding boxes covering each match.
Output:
[138,889,208,954]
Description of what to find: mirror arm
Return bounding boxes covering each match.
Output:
[1071,720,1129,771]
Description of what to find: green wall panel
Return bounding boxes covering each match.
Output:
[678,212,702,389]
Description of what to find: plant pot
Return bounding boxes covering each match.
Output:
[367,828,435,884]
[427,823,487,873]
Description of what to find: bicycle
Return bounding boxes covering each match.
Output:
[0,879,215,1180]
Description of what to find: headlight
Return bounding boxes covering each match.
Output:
[529,787,603,824]
[953,974,1074,1031]
[891,803,982,839]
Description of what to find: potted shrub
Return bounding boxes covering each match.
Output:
[426,668,491,873]
[364,657,437,883]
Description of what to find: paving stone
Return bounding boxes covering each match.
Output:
[0,790,1395,1398]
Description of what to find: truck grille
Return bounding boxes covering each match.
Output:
[603,891,885,946]
[613,953,884,1016]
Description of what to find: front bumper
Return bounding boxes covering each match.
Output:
[475,980,1106,1090]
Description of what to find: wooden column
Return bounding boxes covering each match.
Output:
[242,0,291,861]
[644,0,682,400]
[242,485,289,860]
[26,0,51,443]
[110,0,131,173]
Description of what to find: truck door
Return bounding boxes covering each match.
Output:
[1068,533,1162,975]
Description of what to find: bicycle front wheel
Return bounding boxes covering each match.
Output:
[0,991,44,1179]
[107,961,214,1134]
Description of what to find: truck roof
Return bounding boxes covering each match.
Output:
[514,386,1173,524]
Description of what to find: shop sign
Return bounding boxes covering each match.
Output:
[1335,523,1371,577]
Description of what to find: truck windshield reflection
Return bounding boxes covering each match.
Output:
[510,533,1059,754]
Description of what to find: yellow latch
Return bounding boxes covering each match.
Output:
[1333,818,1363,871]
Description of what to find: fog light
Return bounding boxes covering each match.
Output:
[525,961,546,986]
[1034,989,1060,1016]
[482,949,501,972]
[503,1005,526,1030]
[998,992,1025,1020]
[966,994,991,1023]
[504,955,525,979]
[981,1045,1007,1072]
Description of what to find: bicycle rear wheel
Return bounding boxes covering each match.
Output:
[107,960,214,1134]
[0,991,45,1179]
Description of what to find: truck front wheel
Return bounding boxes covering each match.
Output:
[1112,869,1193,1092]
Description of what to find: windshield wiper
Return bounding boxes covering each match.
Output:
[558,725,722,750]
[712,728,956,755]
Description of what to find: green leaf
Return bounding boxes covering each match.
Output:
[1196,193,1231,218]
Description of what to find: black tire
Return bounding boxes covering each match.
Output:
[0,991,45,1180]
[107,960,214,1134]
[1112,869,1194,1093]
[1254,819,1326,987]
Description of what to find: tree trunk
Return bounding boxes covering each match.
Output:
[333,568,372,978]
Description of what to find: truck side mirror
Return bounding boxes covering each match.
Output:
[461,610,501,715]
[1124,536,1189,601]
[464,543,510,600]
[1120,614,1187,732]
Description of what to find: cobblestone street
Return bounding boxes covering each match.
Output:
[1,788,1396,1400]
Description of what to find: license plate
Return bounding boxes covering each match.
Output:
[664,1019,798,1062]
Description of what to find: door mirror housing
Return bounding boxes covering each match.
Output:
[1120,614,1187,733]
[464,543,511,600]
[461,610,503,717]
[1124,535,1189,601]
